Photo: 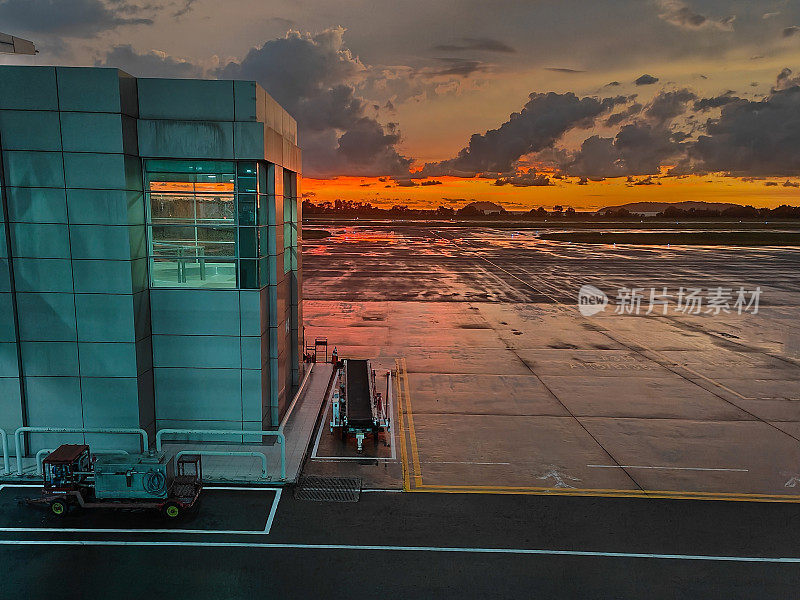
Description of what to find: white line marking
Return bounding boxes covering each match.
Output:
[0,540,797,563]
[264,489,282,534]
[587,465,749,472]
[0,485,281,536]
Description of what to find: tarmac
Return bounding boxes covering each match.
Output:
[302,224,800,499]
[5,223,800,597]
[3,484,800,598]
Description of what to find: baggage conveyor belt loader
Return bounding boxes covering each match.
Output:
[330,359,391,452]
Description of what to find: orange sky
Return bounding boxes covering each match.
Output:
[303,173,800,211]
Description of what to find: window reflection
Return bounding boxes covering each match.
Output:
[144,160,287,289]
[146,161,238,288]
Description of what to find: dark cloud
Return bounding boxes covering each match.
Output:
[494,171,553,186]
[784,180,800,187]
[100,44,205,78]
[783,26,800,37]
[172,0,196,18]
[393,179,419,187]
[431,58,485,77]
[656,0,735,31]
[644,88,696,124]
[605,81,621,87]
[568,123,683,178]
[689,83,800,176]
[432,37,515,53]
[776,68,800,90]
[0,0,153,37]
[545,67,586,74]
[627,175,660,186]
[765,181,779,186]
[605,103,643,126]
[693,91,739,111]
[216,28,412,178]
[635,74,659,86]
[421,91,627,176]
[419,180,443,186]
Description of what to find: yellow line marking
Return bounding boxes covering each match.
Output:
[395,359,410,492]
[401,358,424,487]
[411,483,800,502]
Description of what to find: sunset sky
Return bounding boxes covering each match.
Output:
[2,0,800,210]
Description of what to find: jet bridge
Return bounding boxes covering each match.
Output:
[330,359,390,452]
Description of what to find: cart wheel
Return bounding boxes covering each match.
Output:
[162,502,181,519]
[50,499,68,517]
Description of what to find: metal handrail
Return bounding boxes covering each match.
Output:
[0,428,8,475]
[35,448,129,476]
[156,429,285,480]
[14,427,149,476]
[174,450,269,479]
[279,363,314,431]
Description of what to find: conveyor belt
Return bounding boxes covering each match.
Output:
[345,359,373,427]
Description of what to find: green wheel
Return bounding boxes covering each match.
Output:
[162,502,180,519]
[50,499,68,516]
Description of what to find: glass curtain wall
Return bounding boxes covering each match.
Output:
[144,159,268,289]
[283,170,298,274]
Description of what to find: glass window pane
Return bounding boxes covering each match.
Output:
[195,194,235,223]
[151,225,235,257]
[144,159,235,174]
[150,257,236,288]
[238,226,258,259]
[238,259,258,289]
[238,193,256,226]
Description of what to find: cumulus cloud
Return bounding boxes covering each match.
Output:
[217,28,412,178]
[494,170,553,186]
[689,82,800,176]
[656,0,735,31]
[568,123,683,178]
[433,37,515,53]
[0,0,154,37]
[776,68,800,90]
[644,88,696,124]
[605,103,643,126]
[421,91,627,176]
[99,44,205,78]
[635,74,659,85]
[693,91,739,111]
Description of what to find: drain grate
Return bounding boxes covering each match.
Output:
[294,476,362,502]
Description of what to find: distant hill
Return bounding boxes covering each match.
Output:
[465,201,506,214]
[596,201,742,216]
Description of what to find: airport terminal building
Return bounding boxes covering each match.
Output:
[0,66,302,454]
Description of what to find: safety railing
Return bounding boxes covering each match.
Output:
[35,448,129,476]
[1,428,8,475]
[156,429,285,480]
[14,427,149,476]
[174,450,269,479]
